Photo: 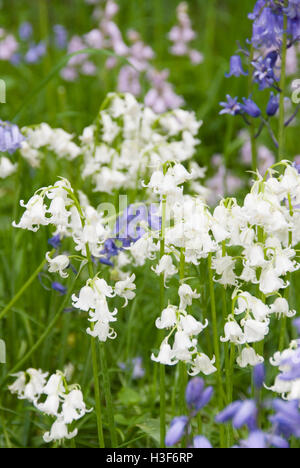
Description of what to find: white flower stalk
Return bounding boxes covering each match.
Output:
[8,368,48,402]
[20,123,81,168]
[13,178,75,233]
[152,284,212,375]
[222,289,296,363]
[72,277,118,342]
[80,93,203,194]
[9,369,91,444]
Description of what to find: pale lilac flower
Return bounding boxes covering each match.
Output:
[145,69,184,113]
[118,66,141,96]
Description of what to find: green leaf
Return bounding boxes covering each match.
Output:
[118,387,142,406]
[136,418,160,445]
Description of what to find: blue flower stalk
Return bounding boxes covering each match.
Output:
[220,0,300,170]
[165,377,213,447]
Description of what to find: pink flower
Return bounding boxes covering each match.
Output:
[118,66,141,96]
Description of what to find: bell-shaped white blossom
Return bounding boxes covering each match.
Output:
[236,347,264,368]
[155,305,178,329]
[269,297,296,318]
[43,419,78,443]
[61,389,92,424]
[152,255,178,286]
[46,252,69,278]
[178,284,200,310]
[221,321,245,345]
[13,195,48,232]
[242,318,270,343]
[189,354,217,376]
[151,340,178,366]
[115,274,136,306]
[9,368,48,402]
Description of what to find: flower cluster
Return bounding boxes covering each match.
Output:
[168,2,203,65]
[80,93,202,193]
[20,123,81,168]
[72,274,136,342]
[9,368,91,444]
[60,0,186,113]
[220,0,300,162]
[13,176,136,342]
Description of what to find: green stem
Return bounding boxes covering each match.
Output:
[221,242,233,447]
[85,245,106,448]
[99,343,117,447]
[0,250,54,322]
[91,336,105,448]
[248,46,257,172]
[179,249,187,416]
[159,193,167,448]
[208,253,225,448]
[278,10,288,162]
[203,0,216,84]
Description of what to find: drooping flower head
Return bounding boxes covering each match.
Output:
[0,121,24,154]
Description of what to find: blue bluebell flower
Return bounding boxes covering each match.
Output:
[241,98,261,118]
[19,22,33,41]
[293,317,300,333]
[0,121,24,154]
[253,363,266,389]
[219,95,242,116]
[51,282,67,295]
[284,0,300,20]
[266,92,280,116]
[193,435,212,448]
[278,347,300,381]
[53,25,68,49]
[250,4,284,48]
[25,42,46,64]
[252,51,279,90]
[225,55,248,78]
[48,234,61,250]
[10,53,22,66]
[239,430,289,449]
[185,377,213,412]
[185,377,204,408]
[165,416,188,447]
[248,0,267,21]
[216,399,257,430]
[285,1,300,41]
[132,357,145,379]
[114,203,161,245]
[118,357,145,379]
[270,399,300,438]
